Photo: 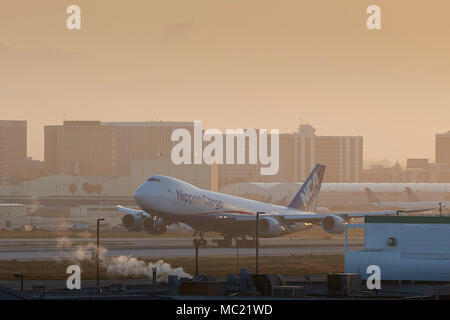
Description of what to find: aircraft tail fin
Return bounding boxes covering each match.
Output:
[287,164,326,211]
[405,187,420,202]
[278,195,288,206]
[364,187,380,205]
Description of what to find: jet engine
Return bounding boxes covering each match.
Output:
[122,213,146,231]
[142,217,168,235]
[258,217,285,237]
[322,215,346,234]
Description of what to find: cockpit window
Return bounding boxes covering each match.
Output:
[147,178,160,182]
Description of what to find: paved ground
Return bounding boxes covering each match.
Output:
[0,237,363,260]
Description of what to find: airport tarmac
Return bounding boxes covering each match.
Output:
[0,237,363,260]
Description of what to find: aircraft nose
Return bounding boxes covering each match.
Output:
[134,184,146,209]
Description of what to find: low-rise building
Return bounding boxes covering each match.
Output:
[345,216,450,282]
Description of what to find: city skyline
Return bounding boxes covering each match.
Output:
[1,1,450,162]
[2,0,450,303]
[1,118,448,167]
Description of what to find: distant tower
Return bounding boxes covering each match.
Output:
[74,162,80,175]
[298,124,316,137]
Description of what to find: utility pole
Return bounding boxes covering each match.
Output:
[439,202,449,217]
[256,212,265,275]
[236,238,239,270]
[194,239,200,277]
[96,218,104,289]
[14,273,23,291]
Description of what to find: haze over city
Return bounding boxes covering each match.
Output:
[1,0,449,163]
[2,0,450,304]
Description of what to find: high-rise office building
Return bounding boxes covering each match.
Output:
[436,131,450,167]
[44,121,194,176]
[291,125,363,182]
[44,121,116,176]
[103,122,195,176]
[44,121,362,184]
[0,120,27,184]
[217,124,363,186]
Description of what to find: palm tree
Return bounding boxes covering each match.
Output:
[69,183,77,196]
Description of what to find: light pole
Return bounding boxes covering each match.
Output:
[439,203,449,217]
[14,273,24,291]
[96,218,105,289]
[193,239,202,277]
[236,237,239,270]
[256,212,265,275]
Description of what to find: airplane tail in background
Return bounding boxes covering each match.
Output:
[405,187,420,202]
[278,195,288,206]
[287,164,326,211]
[364,187,380,205]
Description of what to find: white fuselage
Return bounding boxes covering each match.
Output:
[134,175,310,237]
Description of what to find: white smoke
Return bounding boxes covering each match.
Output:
[56,237,73,248]
[73,242,108,261]
[106,256,192,281]
[56,237,192,281]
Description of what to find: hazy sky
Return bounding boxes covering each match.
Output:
[0,0,449,163]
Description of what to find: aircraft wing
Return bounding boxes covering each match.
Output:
[231,208,435,222]
[117,205,150,217]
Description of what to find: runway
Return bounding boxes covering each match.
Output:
[0,237,362,260]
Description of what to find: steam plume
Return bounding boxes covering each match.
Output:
[56,237,192,281]
[106,256,192,281]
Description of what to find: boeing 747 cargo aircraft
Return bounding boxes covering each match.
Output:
[118,164,429,247]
